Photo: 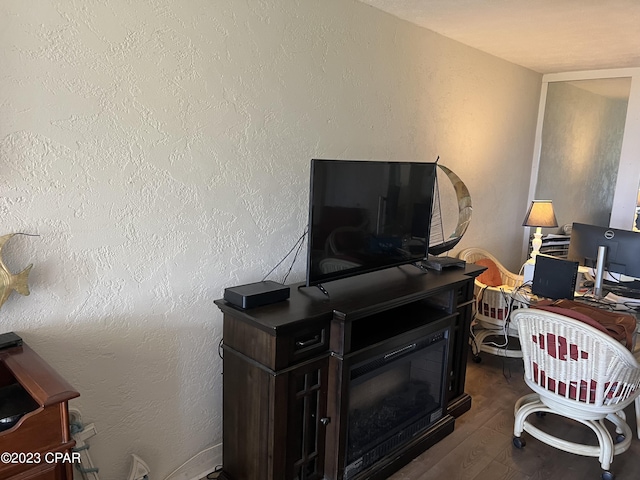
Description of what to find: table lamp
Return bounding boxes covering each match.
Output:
[522,200,558,263]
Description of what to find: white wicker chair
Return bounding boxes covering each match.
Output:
[457,248,527,359]
[511,308,640,480]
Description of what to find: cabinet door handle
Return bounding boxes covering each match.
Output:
[320,417,331,426]
[384,343,417,361]
[296,335,321,348]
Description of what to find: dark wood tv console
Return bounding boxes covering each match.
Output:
[215,263,484,480]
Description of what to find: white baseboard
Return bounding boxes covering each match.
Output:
[165,443,222,480]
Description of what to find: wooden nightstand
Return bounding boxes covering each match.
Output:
[0,341,79,480]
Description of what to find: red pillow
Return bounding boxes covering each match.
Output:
[476,258,503,287]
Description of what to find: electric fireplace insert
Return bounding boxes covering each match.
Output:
[343,316,452,479]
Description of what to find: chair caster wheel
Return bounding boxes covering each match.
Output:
[601,471,614,480]
[512,437,525,449]
[473,355,482,363]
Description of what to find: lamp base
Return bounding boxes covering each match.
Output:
[528,227,543,262]
[523,260,535,285]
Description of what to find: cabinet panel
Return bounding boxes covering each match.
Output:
[222,346,329,480]
[222,350,274,479]
[287,357,328,480]
[447,297,474,416]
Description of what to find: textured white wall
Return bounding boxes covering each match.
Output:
[0,1,540,478]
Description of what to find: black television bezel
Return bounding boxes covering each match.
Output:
[305,159,437,287]
[567,222,640,279]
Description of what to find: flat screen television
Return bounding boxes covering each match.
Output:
[305,159,437,287]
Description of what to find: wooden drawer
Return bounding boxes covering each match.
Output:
[288,323,329,364]
[0,405,65,452]
[224,315,329,371]
[1,458,72,480]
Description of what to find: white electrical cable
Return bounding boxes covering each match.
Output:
[162,444,220,480]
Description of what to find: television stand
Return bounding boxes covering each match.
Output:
[215,263,484,480]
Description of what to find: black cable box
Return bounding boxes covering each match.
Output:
[224,280,290,309]
[421,255,466,271]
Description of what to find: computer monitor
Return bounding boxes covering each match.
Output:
[532,254,578,300]
[567,222,640,296]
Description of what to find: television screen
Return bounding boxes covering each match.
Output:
[305,159,437,287]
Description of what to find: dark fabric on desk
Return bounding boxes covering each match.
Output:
[534,299,636,350]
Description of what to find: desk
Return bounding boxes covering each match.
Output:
[571,295,640,352]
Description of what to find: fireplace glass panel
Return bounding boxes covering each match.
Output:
[344,327,449,479]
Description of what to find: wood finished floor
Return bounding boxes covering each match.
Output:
[388,353,640,480]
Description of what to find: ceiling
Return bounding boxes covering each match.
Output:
[358,0,640,74]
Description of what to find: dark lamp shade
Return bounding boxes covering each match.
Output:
[522,200,558,228]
